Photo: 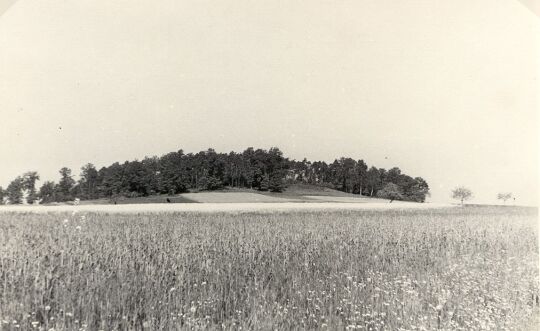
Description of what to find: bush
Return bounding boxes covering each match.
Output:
[376,183,404,202]
[269,174,284,193]
[259,175,270,191]
[198,176,223,191]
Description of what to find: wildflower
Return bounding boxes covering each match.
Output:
[45,305,51,311]
[190,306,197,313]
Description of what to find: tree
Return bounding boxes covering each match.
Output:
[410,177,430,202]
[57,167,75,201]
[497,192,513,204]
[452,186,473,206]
[38,181,57,203]
[377,183,404,203]
[2,147,430,203]
[6,177,24,204]
[400,176,430,202]
[79,163,99,199]
[385,167,402,185]
[355,160,368,195]
[197,174,223,191]
[330,157,357,193]
[23,171,40,204]
[259,174,270,191]
[0,186,5,204]
[365,167,380,197]
[269,173,285,192]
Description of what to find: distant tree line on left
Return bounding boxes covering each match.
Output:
[0,171,40,205]
[0,147,430,204]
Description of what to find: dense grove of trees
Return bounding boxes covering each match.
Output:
[0,147,430,204]
[287,158,429,202]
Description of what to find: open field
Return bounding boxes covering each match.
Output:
[0,206,538,330]
[76,195,198,205]
[0,202,451,214]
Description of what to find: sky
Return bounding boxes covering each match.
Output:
[0,0,538,205]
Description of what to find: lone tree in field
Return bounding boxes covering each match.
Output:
[497,192,513,204]
[377,183,404,203]
[452,186,473,206]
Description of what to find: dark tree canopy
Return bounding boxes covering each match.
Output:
[79,163,99,200]
[269,173,285,193]
[377,183,404,202]
[2,147,430,204]
[57,167,76,202]
[23,171,40,204]
[6,177,24,204]
[38,181,57,204]
[0,186,5,204]
[259,174,270,191]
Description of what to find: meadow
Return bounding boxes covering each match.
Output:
[0,206,538,330]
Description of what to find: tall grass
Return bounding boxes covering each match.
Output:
[0,207,538,330]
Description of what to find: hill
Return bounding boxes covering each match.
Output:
[2,147,430,205]
[73,184,393,205]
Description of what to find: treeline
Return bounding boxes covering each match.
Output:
[0,147,429,204]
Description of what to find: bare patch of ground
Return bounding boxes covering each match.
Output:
[180,192,294,203]
[303,195,390,203]
[72,185,393,205]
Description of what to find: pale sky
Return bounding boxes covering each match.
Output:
[0,0,538,205]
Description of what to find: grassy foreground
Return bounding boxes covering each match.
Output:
[0,207,538,330]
